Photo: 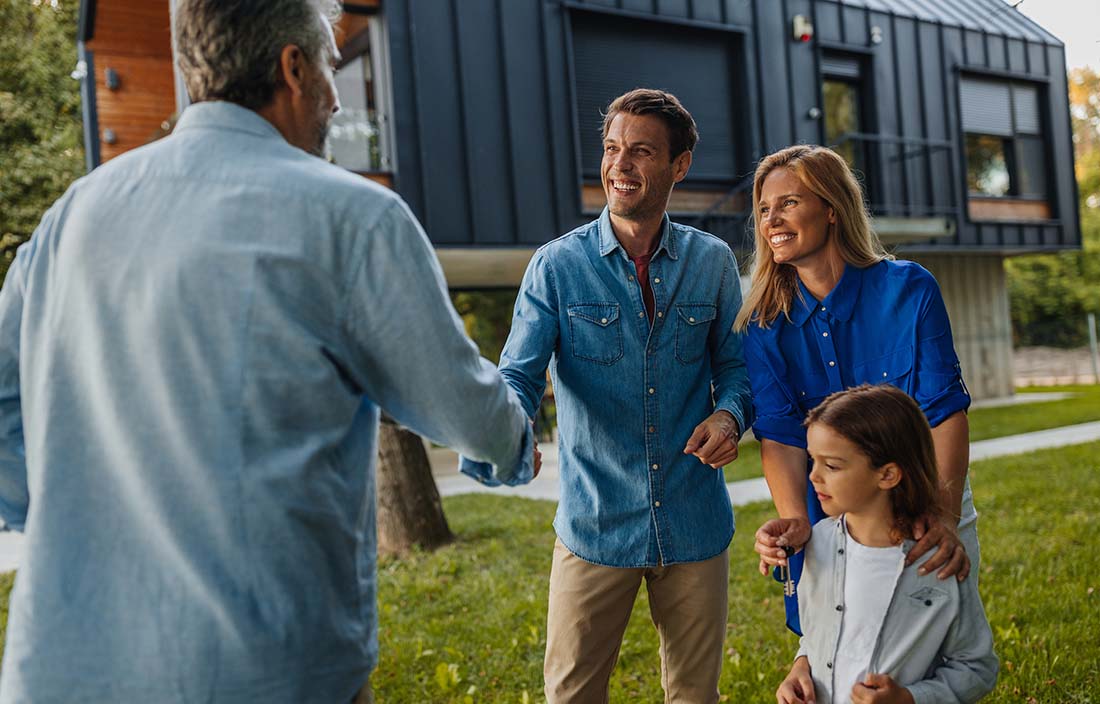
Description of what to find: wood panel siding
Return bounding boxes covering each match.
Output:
[968,197,1053,222]
[87,0,174,163]
[581,184,746,215]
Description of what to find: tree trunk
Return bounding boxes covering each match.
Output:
[375,414,454,555]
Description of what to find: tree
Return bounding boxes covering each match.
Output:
[375,414,454,555]
[0,0,83,286]
[1006,67,1100,348]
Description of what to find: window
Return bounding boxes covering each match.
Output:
[961,77,1046,199]
[327,9,394,174]
[570,12,745,214]
[821,54,867,176]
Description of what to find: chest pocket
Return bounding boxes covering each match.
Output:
[567,303,623,365]
[674,303,716,364]
[852,345,915,390]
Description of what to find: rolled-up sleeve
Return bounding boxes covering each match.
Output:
[912,278,970,428]
[458,250,559,486]
[709,249,753,434]
[746,328,807,449]
[343,198,534,486]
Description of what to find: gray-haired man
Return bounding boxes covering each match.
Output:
[0,2,535,702]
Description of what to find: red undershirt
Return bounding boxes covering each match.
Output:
[630,252,656,323]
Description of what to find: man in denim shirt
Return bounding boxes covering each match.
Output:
[462,89,752,703]
[0,2,535,702]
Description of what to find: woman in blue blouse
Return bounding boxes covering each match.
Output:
[737,145,978,632]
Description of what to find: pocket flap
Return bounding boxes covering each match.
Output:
[675,303,717,326]
[853,345,914,385]
[567,303,620,327]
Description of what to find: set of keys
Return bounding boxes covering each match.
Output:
[778,545,796,597]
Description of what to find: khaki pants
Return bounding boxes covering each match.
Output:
[544,538,729,704]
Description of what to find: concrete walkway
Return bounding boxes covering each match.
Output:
[2,419,1099,574]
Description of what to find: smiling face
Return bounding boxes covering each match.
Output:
[601,112,691,222]
[807,422,890,518]
[757,167,839,269]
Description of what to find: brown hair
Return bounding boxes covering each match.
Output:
[734,145,891,331]
[601,88,699,160]
[805,384,942,541]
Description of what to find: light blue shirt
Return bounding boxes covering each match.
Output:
[0,101,533,703]
[462,210,752,567]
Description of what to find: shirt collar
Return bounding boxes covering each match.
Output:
[790,262,864,327]
[597,207,678,261]
[173,101,287,142]
[838,515,914,554]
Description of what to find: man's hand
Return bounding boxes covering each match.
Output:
[907,514,969,581]
[755,517,811,575]
[683,410,739,468]
[776,656,816,704]
[851,673,914,704]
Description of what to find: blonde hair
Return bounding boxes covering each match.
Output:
[734,145,890,331]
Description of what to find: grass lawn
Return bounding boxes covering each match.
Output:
[722,383,1100,483]
[0,442,1096,701]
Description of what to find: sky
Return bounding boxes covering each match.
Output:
[1012,0,1099,69]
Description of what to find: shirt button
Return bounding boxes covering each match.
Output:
[651,463,659,470]
[883,372,888,378]
[828,361,836,367]
[836,604,844,611]
[648,388,655,394]
[657,311,663,318]
[821,306,827,312]
[628,274,635,281]
[826,662,833,669]
[649,426,656,433]
[654,277,661,284]
[639,311,645,318]
[822,332,828,337]
[800,391,806,396]
[654,501,661,507]
[689,317,696,323]
[601,318,608,324]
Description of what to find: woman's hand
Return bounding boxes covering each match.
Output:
[850,673,914,704]
[755,517,811,575]
[776,656,815,704]
[906,515,970,581]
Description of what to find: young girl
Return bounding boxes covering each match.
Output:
[771,385,998,704]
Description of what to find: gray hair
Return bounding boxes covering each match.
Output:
[173,0,342,110]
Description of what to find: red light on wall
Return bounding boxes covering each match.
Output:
[793,15,814,43]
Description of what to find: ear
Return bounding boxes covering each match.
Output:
[877,462,903,491]
[277,44,308,98]
[827,205,837,225]
[672,150,692,183]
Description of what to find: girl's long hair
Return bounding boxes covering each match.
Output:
[735,145,890,331]
[805,384,943,541]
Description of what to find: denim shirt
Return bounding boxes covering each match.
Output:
[462,209,753,567]
[795,518,998,704]
[0,102,533,703]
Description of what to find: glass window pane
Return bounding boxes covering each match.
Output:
[327,55,381,172]
[965,134,1011,197]
[1016,135,1047,197]
[823,79,862,171]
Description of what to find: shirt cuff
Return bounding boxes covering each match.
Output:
[752,418,808,450]
[458,422,536,488]
[713,401,747,440]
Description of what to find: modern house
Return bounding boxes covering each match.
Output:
[75,0,1081,400]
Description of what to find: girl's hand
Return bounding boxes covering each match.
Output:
[755,517,811,575]
[776,657,815,704]
[850,673,915,704]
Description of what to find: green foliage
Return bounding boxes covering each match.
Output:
[1007,67,1100,348]
[0,0,84,287]
[968,384,1100,441]
[451,290,519,366]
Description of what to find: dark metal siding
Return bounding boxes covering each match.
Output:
[383,0,1079,254]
